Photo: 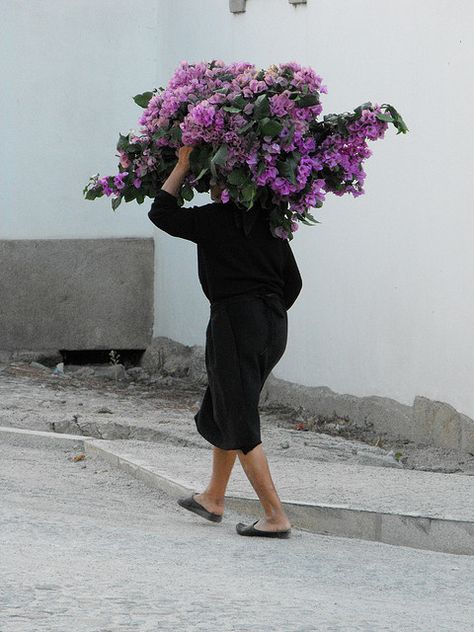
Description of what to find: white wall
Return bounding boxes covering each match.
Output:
[154,0,474,419]
[2,0,473,419]
[0,0,161,239]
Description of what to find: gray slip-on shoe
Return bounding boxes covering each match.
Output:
[236,520,291,538]
[177,493,223,523]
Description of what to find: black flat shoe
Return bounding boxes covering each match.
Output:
[236,520,291,538]
[177,493,223,523]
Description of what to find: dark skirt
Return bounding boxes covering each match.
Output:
[194,291,288,454]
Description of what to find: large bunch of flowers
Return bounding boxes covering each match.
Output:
[83,60,407,240]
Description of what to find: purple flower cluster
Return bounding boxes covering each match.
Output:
[85,59,405,240]
[315,105,388,198]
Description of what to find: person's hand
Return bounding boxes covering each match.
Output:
[175,145,194,173]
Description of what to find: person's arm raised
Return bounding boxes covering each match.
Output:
[148,145,217,244]
[160,146,193,197]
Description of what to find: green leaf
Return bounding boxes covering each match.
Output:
[242,182,257,202]
[375,112,395,122]
[304,211,321,224]
[189,144,211,172]
[223,106,242,113]
[277,159,297,185]
[295,216,312,226]
[227,168,248,186]
[211,144,228,167]
[285,123,296,145]
[168,125,183,143]
[237,120,256,134]
[296,94,319,107]
[383,103,409,134]
[195,166,209,181]
[112,196,122,211]
[181,183,194,201]
[260,118,283,137]
[123,189,136,203]
[210,144,228,179]
[126,143,142,154]
[117,133,130,151]
[337,117,348,135]
[133,91,154,108]
[232,95,246,109]
[254,93,270,120]
[256,161,266,176]
[152,128,168,141]
[84,187,102,200]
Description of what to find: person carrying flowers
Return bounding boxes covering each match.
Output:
[85,59,407,538]
[148,144,302,538]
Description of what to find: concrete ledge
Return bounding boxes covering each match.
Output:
[0,425,89,448]
[0,238,154,351]
[222,495,474,555]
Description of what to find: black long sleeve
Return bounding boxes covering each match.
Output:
[148,189,205,243]
[148,189,231,244]
[148,189,303,309]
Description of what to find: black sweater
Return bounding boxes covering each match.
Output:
[148,189,302,310]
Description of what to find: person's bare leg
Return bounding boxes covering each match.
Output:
[194,447,238,515]
[237,443,291,531]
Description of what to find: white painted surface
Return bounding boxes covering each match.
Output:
[2,0,473,417]
[0,0,161,239]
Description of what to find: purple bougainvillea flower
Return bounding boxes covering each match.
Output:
[220,188,230,203]
[274,226,289,240]
[85,58,406,240]
[113,172,128,191]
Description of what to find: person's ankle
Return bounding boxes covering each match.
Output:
[264,511,289,525]
[199,491,225,507]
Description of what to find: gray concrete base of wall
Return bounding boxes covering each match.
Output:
[0,238,154,353]
[141,336,474,454]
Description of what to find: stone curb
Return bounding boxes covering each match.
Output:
[1,426,472,555]
[0,425,90,448]
[83,438,473,556]
[84,439,474,555]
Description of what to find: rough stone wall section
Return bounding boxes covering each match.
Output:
[140,336,207,386]
[141,336,474,454]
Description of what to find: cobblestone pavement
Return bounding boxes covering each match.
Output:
[1,439,473,632]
